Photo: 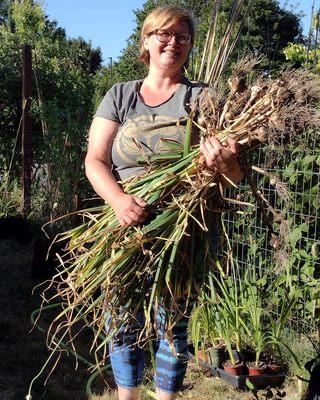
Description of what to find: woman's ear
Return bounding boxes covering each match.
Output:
[183,48,193,69]
[143,36,149,51]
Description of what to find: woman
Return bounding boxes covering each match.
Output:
[85,6,242,400]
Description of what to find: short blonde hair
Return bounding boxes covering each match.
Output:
[139,6,195,67]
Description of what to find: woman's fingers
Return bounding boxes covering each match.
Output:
[198,154,207,166]
[116,195,149,226]
[119,218,126,227]
[200,136,240,173]
[201,137,222,168]
[121,213,142,226]
[206,136,224,150]
[128,210,141,223]
[121,215,132,226]
[133,196,148,208]
[227,138,240,154]
[132,199,148,218]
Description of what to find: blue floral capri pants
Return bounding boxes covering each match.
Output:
[106,299,193,394]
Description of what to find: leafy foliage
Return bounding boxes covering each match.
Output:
[239,0,302,69]
[214,131,320,365]
[0,173,21,218]
[284,43,320,71]
[0,0,102,218]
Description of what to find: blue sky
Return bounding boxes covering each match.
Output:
[43,0,315,66]
[43,0,146,65]
[279,0,315,36]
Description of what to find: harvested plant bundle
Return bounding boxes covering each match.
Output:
[45,67,320,356]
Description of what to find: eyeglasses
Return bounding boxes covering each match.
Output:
[149,29,191,45]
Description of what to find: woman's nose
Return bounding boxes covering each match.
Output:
[168,34,178,45]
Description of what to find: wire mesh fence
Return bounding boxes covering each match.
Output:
[217,129,320,332]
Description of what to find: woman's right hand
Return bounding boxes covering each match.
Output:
[112,193,149,227]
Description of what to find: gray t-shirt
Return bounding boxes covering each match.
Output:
[95,76,205,181]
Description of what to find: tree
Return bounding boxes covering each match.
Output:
[239,0,302,69]
[0,0,10,26]
[0,0,102,217]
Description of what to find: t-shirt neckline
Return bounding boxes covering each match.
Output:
[137,76,187,108]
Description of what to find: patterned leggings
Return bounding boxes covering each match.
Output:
[107,300,193,394]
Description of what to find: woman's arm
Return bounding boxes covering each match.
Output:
[85,117,148,226]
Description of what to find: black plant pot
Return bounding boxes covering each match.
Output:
[208,347,225,368]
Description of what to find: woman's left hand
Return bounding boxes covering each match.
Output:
[199,137,243,184]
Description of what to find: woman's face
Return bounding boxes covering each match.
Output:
[144,21,192,72]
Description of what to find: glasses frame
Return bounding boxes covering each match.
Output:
[149,29,192,45]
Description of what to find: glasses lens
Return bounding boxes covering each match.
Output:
[153,30,191,45]
[176,33,191,45]
[156,30,172,43]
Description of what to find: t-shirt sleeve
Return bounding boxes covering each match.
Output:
[94,84,120,122]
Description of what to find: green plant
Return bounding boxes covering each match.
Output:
[0,173,21,217]
[206,271,251,365]
[0,0,102,219]
[190,293,223,360]
[242,277,269,366]
[267,288,303,371]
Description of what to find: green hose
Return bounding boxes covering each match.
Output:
[85,365,113,396]
[28,303,111,397]
[30,303,94,367]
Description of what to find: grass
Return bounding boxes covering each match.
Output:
[0,174,21,217]
[88,364,301,400]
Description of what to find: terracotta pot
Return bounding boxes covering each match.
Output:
[223,360,244,376]
[247,362,267,376]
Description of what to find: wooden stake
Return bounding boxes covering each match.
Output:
[21,44,32,216]
[306,0,316,66]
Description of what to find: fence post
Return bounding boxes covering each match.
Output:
[21,44,32,216]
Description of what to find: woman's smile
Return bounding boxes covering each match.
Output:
[161,47,180,60]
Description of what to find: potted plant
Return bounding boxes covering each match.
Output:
[266,355,282,374]
[242,278,268,375]
[190,294,225,367]
[266,289,301,373]
[208,272,251,375]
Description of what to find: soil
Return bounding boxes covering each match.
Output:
[247,361,266,368]
[223,360,244,368]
